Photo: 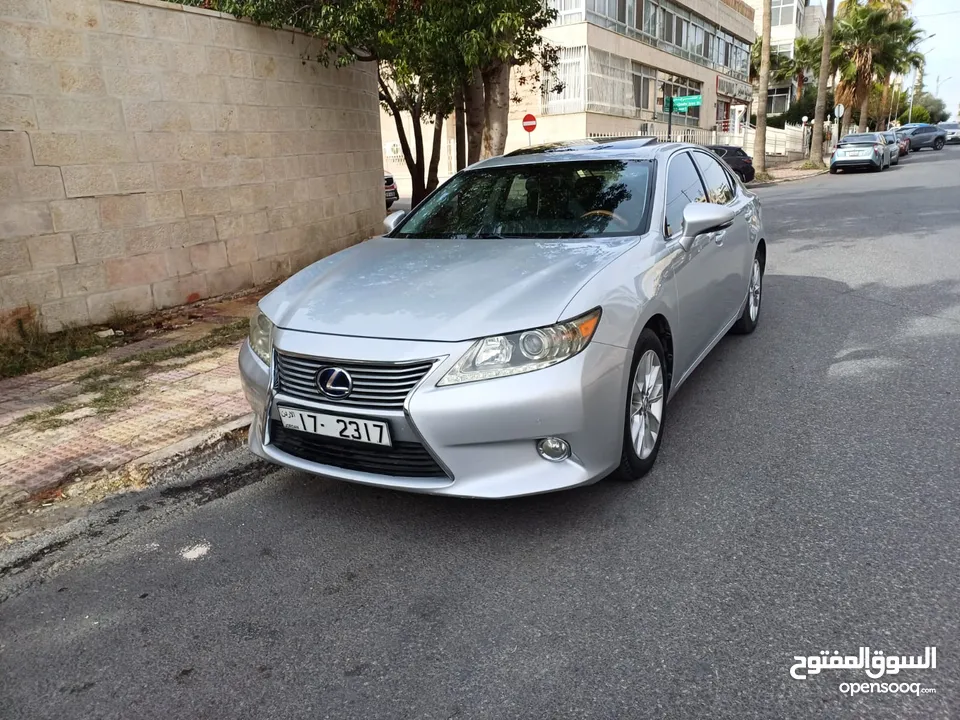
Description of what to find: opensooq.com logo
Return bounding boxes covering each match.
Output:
[789,646,938,698]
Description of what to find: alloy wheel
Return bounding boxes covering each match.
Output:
[748,258,762,322]
[630,350,664,460]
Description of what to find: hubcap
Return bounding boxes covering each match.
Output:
[630,350,664,460]
[748,259,762,322]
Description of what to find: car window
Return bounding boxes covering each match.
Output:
[941,123,959,130]
[393,160,654,239]
[734,148,749,157]
[664,153,707,238]
[711,147,727,157]
[841,134,878,144]
[691,152,735,205]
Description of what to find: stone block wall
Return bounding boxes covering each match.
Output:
[0,0,384,330]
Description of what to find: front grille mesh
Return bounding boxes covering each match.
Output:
[270,422,447,478]
[275,352,434,410]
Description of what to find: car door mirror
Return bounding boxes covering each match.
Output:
[678,203,736,252]
[383,210,406,235]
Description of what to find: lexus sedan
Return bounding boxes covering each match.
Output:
[830,132,893,173]
[240,138,767,498]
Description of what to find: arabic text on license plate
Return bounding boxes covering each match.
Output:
[278,407,392,446]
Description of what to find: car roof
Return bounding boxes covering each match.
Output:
[471,138,701,169]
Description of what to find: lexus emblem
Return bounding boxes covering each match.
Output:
[316,367,353,399]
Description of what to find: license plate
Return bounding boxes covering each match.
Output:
[277,406,392,446]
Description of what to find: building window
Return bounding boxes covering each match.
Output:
[660,8,673,43]
[543,46,586,114]
[766,86,791,114]
[771,0,800,27]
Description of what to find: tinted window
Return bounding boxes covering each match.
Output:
[733,148,748,157]
[692,152,735,205]
[710,147,727,157]
[841,134,879,144]
[393,160,653,239]
[664,153,707,238]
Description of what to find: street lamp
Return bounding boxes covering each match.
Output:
[908,34,936,123]
[936,76,952,96]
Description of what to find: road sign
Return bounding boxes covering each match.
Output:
[522,113,537,132]
[834,103,845,119]
[669,94,702,113]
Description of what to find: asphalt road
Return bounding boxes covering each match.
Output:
[3,147,960,720]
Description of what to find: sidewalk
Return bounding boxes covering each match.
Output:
[0,292,263,527]
[751,158,831,186]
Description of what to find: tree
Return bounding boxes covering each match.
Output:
[915,92,949,123]
[771,36,822,103]
[810,0,836,167]
[754,0,772,174]
[899,105,929,124]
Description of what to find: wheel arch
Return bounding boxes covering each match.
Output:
[641,314,674,395]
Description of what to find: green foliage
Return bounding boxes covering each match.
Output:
[781,85,834,125]
[914,92,949,123]
[899,105,930,124]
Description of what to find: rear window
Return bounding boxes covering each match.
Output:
[393,160,654,239]
[840,134,879,144]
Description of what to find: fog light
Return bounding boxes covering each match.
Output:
[537,437,570,462]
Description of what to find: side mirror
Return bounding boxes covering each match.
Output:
[383,210,406,235]
[678,203,736,252]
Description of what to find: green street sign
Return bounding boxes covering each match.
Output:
[667,94,702,113]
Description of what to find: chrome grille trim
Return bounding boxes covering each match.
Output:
[274,351,436,410]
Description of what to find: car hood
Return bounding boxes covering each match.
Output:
[260,235,636,342]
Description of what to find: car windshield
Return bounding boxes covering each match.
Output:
[392,160,653,239]
[941,123,959,130]
[840,134,879,145]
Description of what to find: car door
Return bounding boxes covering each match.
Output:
[662,151,726,376]
[914,126,932,148]
[690,150,753,323]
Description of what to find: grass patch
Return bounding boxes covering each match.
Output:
[17,319,250,428]
[0,315,115,380]
[798,161,824,170]
[753,171,775,183]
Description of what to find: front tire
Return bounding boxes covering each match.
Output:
[613,329,667,482]
[731,254,763,335]
[934,138,945,150]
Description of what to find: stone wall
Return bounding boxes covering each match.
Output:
[0,0,383,330]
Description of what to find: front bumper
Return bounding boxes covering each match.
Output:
[385,186,400,202]
[239,330,631,498]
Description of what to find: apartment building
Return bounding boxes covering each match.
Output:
[744,0,825,113]
[380,0,756,195]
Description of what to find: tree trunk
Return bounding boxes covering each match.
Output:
[809,0,835,168]
[379,74,426,205]
[796,70,804,103]
[481,60,511,159]
[464,70,484,166]
[754,0,773,174]
[426,114,444,193]
[858,90,870,132]
[880,77,891,129]
[454,88,466,172]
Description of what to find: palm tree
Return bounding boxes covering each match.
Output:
[833,4,916,132]
[810,0,836,167]
[771,36,823,105]
[754,0,772,173]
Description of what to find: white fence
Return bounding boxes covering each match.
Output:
[587,121,806,158]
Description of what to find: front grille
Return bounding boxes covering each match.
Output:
[270,422,447,478]
[275,352,435,410]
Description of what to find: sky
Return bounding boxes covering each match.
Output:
[909,0,960,119]
[810,0,960,120]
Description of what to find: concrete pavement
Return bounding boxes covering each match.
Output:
[2,147,959,719]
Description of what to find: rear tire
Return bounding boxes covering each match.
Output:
[829,166,838,174]
[613,329,667,483]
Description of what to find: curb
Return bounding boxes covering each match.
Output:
[748,168,830,188]
[129,414,253,469]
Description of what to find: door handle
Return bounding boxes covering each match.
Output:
[713,231,725,246]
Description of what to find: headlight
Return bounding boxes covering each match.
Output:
[248,311,274,365]
[438,308,601,386]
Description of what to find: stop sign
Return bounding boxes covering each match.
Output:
[522,113,537,133]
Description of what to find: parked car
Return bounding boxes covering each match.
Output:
[892,131,911,156]
[384,174,399,209]
[938,121,960,144]
[896,124,947,151]
[239,138,767,498]
[830,132,894,173]
[705,145,755,183]
[880,131,902,164]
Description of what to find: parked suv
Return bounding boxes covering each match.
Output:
[938,122,960,144]
[705,145,755,183]
[897,124,947,151]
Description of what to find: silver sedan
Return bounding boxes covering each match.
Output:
[239,138,767,498]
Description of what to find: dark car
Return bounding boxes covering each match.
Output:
[705,145,755,183]
[897,124,947,151]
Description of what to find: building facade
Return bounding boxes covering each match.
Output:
[744,0,825,114]
[380,0,756,195]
